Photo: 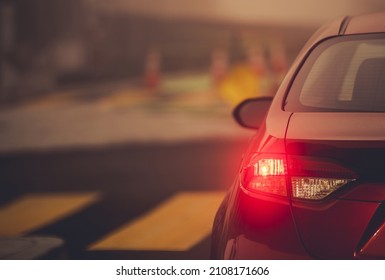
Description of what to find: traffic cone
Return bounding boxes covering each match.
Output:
[144,50,161,91]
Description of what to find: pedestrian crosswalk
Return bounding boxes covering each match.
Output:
[89,191,224,251]
[0,191,224,251]
[0,192,101,236]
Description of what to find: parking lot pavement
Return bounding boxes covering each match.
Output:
[0,76,253,153]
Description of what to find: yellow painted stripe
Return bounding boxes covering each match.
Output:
[89,191,224,251]
[0,192,101,236]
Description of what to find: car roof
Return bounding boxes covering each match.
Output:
[298,12,385,60]
[344,11,385,35]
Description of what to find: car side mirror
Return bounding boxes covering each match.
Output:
[233,97,273,129]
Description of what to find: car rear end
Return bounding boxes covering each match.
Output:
[211,12,385,259]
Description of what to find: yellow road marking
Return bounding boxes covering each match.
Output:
[89,191,224,251]
[0,192,101,236]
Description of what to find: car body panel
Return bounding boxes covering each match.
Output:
[292,198,379,259]
[359,219,385,258]
[286,113,385,141]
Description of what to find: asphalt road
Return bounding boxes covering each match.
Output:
[0,80,253,259]
[0,139,249,259]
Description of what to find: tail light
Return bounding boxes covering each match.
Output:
[241,154,356,200]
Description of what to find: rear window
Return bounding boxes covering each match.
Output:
[285,34,385,112]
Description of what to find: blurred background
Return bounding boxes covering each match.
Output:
[1,0,384,103]
[0,0,384,260]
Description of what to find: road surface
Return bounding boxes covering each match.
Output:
[0,78,253,259]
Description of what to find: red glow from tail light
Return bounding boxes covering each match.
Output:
[242,155,288,197]
[241,154,357,200]
[255,158,286,177]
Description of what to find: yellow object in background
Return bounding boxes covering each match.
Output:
[218,63,272,106]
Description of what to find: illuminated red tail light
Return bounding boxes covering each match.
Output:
[241,155,287,197]
[241,154,356,200]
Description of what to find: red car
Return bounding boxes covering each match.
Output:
[211,12,385,259]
